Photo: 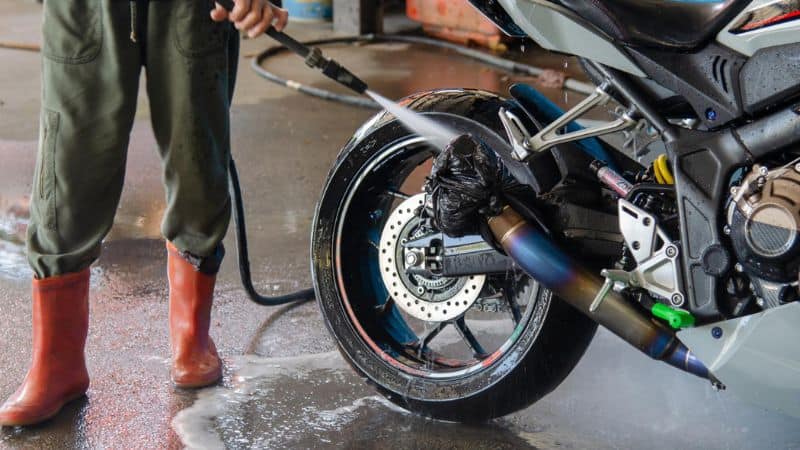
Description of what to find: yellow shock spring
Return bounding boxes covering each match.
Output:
[653,154,674,185]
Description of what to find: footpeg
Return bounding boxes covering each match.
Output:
[590,269,632,312]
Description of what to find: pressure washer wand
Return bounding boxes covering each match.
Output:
[216,0,369,94]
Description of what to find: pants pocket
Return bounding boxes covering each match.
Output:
[42,0,103,64]
[173,0,230,58]
[35,110,60,232]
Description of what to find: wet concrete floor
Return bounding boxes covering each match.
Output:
[0,1,799,449]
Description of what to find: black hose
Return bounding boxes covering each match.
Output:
[250,33,596,109]
[229,158,315,306]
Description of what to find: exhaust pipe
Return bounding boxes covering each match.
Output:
[488,206,715,382]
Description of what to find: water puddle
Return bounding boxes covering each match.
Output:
[172,352,403,449]
[0,196,107,283]
[172,351,538,450]
[0,195,31,280]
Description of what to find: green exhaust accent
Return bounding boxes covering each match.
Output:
[652,303,696,329]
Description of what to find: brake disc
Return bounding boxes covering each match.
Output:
[379,194,486,322]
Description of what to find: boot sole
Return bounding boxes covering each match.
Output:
[172,369,223,389]
[0,390,87,427]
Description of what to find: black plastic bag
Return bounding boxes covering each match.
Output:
[426,134,521,237]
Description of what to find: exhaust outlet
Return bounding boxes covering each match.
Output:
[488,206,714,381]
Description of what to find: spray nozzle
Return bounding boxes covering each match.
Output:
[305,47,369,94]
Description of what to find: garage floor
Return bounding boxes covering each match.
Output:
[0,1,798,449]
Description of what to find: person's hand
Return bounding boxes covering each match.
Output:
[211,0,289,38]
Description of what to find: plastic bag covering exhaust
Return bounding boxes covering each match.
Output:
[426,134,523,237]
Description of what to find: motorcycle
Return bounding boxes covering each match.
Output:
[310,0,800,421]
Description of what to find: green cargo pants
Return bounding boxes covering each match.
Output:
[27,0,239,279]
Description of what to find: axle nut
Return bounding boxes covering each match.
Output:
[405,252,420,266]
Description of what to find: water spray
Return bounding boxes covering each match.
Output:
[366,92,460,151]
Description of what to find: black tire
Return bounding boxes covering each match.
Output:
[311,89,597,422]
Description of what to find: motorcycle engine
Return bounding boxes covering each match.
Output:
[727,162,800,308]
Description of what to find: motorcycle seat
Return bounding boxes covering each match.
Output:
[554,0,751,50]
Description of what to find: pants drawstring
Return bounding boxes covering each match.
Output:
[129,1,138,43]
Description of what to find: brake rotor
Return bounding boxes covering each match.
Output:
[379,194,486,322]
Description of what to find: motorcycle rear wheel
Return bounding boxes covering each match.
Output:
[311,89,597,422]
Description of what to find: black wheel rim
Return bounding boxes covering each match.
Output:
[333,134,545,379]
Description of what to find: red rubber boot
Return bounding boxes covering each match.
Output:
[167,242,222,388]
[0,269,91,426]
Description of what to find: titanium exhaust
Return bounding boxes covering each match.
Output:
[488,206,717,383]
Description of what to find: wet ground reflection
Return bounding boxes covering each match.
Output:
[173,352,538,450]
[0,195,31,280]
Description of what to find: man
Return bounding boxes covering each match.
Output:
[0,0,288,426]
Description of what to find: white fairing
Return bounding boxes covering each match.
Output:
[718,0,800,56]
[496,0,647,77]
[679,302,800,418]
